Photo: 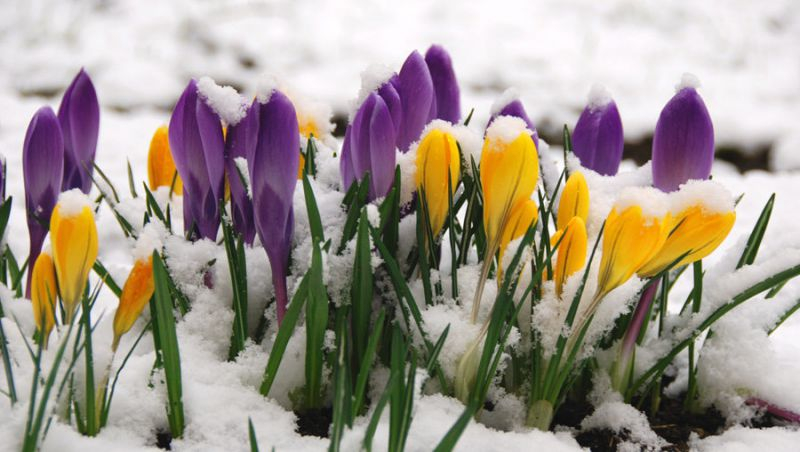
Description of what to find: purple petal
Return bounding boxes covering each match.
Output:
[377,79,402,136]
[368,96,397,200]
[652,87,714,192]
[489,99,539,149]
[350,94,378,183]
[23,106,64,297]
[249,90,299,321]
[397,51,434,152]
[572,100,624,176]
[58,69,100,193]
[225,101,258,244]
[425,45,461,123]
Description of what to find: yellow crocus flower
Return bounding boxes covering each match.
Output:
[50,191,99,323]
[147,126,183,194]
[298,115,321,141]
[416,129,461,237]
[553,216,588,297]
[497,199,539,281]
[31,250,57,349]
[638,205,735,277]
[557,171,589,231]
[480,128,539,247]
[112,256,155,351]
[596,206,670,299]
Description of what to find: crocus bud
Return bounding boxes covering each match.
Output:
[488,93,539,150]
[249,90,299,324]
[340,127,356,191]
[348,93,397,200]
[425,45,461,123]
[596,199,670,299]
[638,181,735,277]
[58,69,100,193]
[112,255,155,351]
[50,190,99,322]
[397,51,435,152]
[556,171,590,231]
[553,217,588,296]
[31,249,57,349]
[225,101,258,244]
[23,107,64,298]
[572,86,624,176]
[415,127,460,237]
[652,77,714,192]
[480,117,539,249]
[497,199,538,282]
[454,336,482,403]
[147,126,183,193]
[168,79,226,240]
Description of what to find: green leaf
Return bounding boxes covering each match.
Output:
[151,252,185,438]
[248,418,260,452]
[222,211,248,360]
[305,240,328,409]
[338,174,371,254]
[329,309,353,452]
[260,275,308,396]
[303,174,326,244]
[353,309,386,415]
[127,160,139,198]
[93,260,122,297]
[378,166,401,257]
[737,194,775,269]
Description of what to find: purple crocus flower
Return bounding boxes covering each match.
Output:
[339,126,356,191]
[651,82,714,192]
[425,45,461,123]
[225,101,258,244]
[168,79,226,241]
[249,90,299,324]
[343,93,397,201]
[488,97,540,150]
[572,89,624,176]
[396,51,434,152]
[23,107,64,297]
[611,282,658,392]
[58,69,100,194]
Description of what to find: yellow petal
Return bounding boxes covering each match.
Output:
[147,126,183,194]
[480,131,539,248]
[638,206,735,277]
[416,129,461,236]
[557,171,589,231]
[596,206,670,299]
[554,217,588,296]
[298,152,306,180]
[50,196,99,322]
[298,115,321,140]
[31,250,57,349]
[112,256,155,351]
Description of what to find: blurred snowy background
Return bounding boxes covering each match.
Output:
[1,0,799,169]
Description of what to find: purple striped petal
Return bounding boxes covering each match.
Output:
[340,126,356,192]
[572,99,624,176]
[377,79,402,135]
[652,86,714,192]
[249,90,299,324]
[350,94,378,184]
[58,69,100,194]
[225,101,258,244]
[425,45,461,123]
[23,107,64,297]
[397,51,434,152]
[368,96,397,200]
[489,99,539,149]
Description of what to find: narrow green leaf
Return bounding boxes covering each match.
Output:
[302,175,325,244]
[351,209,373,372]
[93,261,122,297]
[248,418,260,452]
[737,194,775,269]
[305,240,328,409]
[223,212,248,361]
[260,276,308,396]
[127,160,139,198]
[353,309,386,415]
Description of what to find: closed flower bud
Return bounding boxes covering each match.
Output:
[454,337,482,403]
[488,91,539,150]
[571,86,624,176]
[347,92,397,200]
[31,249,57,349]
[596,197,670,299]
[50,190,99,322]
[58,68,100,194]
[397,51,435,152]
[480,117,539,249]
[416,127,460,237]
[638,181,735,277]
[23,107,64,298]
[556,171,590,231]
[652,76,714,192]
[553,217,588,296]
[425,45,461,123]
[112,256,155,351]
[147,126,183,194]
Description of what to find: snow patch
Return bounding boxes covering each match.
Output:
[196,76,248,126]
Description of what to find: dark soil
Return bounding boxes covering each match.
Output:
[295,407,333,438]
[155,429,172,450]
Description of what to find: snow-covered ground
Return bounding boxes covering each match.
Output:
[1,0,800,450]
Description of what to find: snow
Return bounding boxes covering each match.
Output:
[56,188,94,216]
[586,84,613,109]
[612,186,671,219]
[670,179,735,214]
[489,88,520,116]
[676,72,701,91]
[581,401,668,450]
[196,76,248,126]
[484,116,532,145]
